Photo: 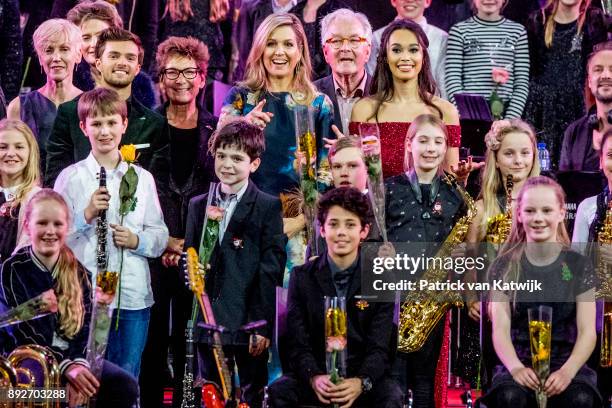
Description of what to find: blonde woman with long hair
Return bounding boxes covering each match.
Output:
[219,13,334,199]
[524,0,607,169]
[0,189,139,408]
[0,119,42,261]
[481,176,599,408]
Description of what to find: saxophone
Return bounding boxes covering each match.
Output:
[485,175,513,244]
[397,174,477,353]
[598,199,612,368]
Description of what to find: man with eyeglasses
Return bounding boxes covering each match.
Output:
[45,27,165,186]
[315,8,373,135]
[367,0,448,98]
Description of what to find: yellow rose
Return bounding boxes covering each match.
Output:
[120,144,137,163]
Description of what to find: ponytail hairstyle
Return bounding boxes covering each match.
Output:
[479,119,540,236]
[369,19,441,122]
[542,0,591,48]
[24,189,86,339]
[0,119,41,217]
[403,114,448,173]
[495,176,570,304]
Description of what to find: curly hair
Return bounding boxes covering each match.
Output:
[317,187,373,229]
[156,36,210,76]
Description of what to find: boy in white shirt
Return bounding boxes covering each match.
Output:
[54,87,169,377]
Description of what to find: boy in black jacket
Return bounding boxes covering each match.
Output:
[184,119,287,407]
[268,187,402,407]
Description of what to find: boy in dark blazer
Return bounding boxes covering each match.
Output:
[184,119,287,407]
[269,187,403,407]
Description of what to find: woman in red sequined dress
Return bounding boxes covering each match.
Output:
[350,19,461,178]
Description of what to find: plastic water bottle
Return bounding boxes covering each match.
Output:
[538,142,550,171]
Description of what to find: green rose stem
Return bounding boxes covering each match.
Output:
[115,215,125,331]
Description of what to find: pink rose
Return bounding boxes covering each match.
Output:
[206,205,225,221]
[492,67,509,85]
[326,336,347,352]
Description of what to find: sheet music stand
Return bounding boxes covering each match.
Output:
[455,93,493,158]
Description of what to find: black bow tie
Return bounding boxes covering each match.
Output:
[219,191,237,202]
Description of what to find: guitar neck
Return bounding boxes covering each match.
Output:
[198,293,233,401]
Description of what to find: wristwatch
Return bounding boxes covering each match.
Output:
[359,376,373,393]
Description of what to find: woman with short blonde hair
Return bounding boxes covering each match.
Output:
[7,19,82,176]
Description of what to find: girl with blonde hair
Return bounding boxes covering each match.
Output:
[0,119,42,261]
[7,19,82,176]
[386,114,470,408]
[524,0,607,169]
[482,176,599,407]
[0,189,139,408]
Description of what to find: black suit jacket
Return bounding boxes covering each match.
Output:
[314,73,373,131]
[559,112,598,172]
[287,255,395,386]
[150,104,218,238]
[44,94,166,186]
[184,181,287,340]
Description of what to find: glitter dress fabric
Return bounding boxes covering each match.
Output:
[350,122,462,177]
[523,9,607,170]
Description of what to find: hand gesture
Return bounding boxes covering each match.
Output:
[245,100,274,129]
[84,187,110,224]
[450,156,484,186]
[324,125,347,149]
[109,224,139,249]
[40,289,58,313]
[162,237,184,267]
[310,374,334,404]
[510,366,540,391]
[248,335,270,356]
[64,364,100,398]
[283,214,306,239]
[544,367,573,396]
[329,377,363,408]
[95,286,114,306]
[67,383,87,408]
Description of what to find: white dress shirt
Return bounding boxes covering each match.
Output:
[573,195,597,244]
[54,153,169,310]
[367,17,448,98]
[217,180,249,242]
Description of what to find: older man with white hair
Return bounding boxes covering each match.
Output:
[367,0,448,98]
[315,8,373,134]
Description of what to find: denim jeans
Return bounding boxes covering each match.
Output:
[106,307,151,378]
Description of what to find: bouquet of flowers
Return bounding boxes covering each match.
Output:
[529,306,552,408]
[358,123,387,242]
[489,67,509,120]
[325,296,347,407]
[114,145,139,329]
[294,105,319,254]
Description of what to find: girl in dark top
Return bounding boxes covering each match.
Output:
[0,189,138,408]
[7,19,83,176]
[0,119,41,263]
[524,0,607,170]
[483,176,599,407]
[385,114,468,408]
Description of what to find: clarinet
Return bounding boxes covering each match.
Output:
[181,320,196,408]
[96,167,108,271]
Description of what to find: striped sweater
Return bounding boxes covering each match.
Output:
[445,16,530,119]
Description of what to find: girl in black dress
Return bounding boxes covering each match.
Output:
[484,176,599,407]
[0,119,41,263]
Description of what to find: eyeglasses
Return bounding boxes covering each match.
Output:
[325,37,368,50]
[162,68,201,80]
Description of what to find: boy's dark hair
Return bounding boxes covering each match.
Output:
[317,187,373,228]
[78,88,128,122]
[208,119,266,161]
[95,27,144,65]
